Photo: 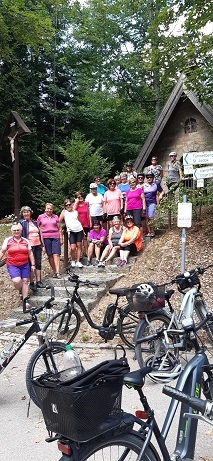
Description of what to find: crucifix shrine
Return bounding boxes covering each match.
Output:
[1,111,31,218]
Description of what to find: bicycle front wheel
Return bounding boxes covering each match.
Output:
[195,298,213,344]
[135,311,178,369]
[44,305,81,344]
[26,341,66,407]
[117,305,138,349]
[75,431,160,461]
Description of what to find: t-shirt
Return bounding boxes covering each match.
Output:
[37,213,60,239]
[126,188,143,211]
[85,193,104,217]
[76,202,90,228]
[103,189,123,214]
[118,183,130,203]
[143,183,163,205]
[120,226,142,252]
[146,165,162,183]
[64,210,83,232]
[88,228,107,242]
[168,160,182,183]
[2,237,31,266]
[97,184,107,195]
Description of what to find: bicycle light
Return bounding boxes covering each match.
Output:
[182,318,194,331]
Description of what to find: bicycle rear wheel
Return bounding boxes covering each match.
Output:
[195,298,213,344]
[74,431,160,461]
[117,305,138,349]
[44,305,81,344]
[26,341,66,407]
[135,311,178,369]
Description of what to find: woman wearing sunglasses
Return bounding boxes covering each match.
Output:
[103,179,124,228]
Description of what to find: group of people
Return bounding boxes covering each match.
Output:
[0,152,183,302]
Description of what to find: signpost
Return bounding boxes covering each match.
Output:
[193,166,213,180]
[183,151,213,165]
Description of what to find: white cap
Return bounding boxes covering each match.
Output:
[169,151,177,157]
[90,182,98,188]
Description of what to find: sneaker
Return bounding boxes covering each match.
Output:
[117,260,122,266]
[86,261,91,266]
[120,260,127,266]
[97,261,103,267]
[36,281,45,289]
[76,261,83,268]
[29,283,37,292]
[94,260,99,266]
[71,261,76,267]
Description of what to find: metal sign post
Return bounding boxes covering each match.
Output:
[177,196,192,273]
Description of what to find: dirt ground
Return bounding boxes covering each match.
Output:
[0,206,213,342]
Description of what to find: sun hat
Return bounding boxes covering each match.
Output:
[90,183,98,188]
[169,151,177,157]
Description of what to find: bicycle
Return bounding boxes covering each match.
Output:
[42,269,140,349]
[31,313,213,461]
[133,265,213,376]
[0,286,66,407]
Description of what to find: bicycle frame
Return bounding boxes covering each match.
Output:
[0,317,44,373]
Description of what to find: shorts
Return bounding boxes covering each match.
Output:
[91,215,103,224]
[83,227,90,237]
[7,262,30,279]
[107,214,121,221]
[31,245,42,270]
[69,230,84,244]
[126,209,142,227]
[146,203,156,218]
[121,243,137,255]
[44,238,61,256]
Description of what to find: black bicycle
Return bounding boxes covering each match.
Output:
[32,313,213,461]
[0,286,66,407]
[42,269,139,349]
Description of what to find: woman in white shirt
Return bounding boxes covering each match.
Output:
[59,199,84,268]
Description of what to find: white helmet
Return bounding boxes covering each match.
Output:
[146,353,182,384]
[136,283,154,297]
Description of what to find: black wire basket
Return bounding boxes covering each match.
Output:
[127,282,165,312]
[31,358,129,442]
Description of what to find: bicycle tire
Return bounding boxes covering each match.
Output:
[44,305,81,344]
[71,430,160,461]
[117,305,138,350]
[26,341,66,407]
[195,298,213,345]
[135,310,178,369]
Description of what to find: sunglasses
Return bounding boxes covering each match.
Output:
[109,183,116,186]
[65,203,72,206]
[77,195,82,198]
[138,176,144,179]
[146,176,153,179]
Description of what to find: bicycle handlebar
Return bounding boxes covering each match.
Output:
[163,385,213,419]
[170,264,213,289]
[68,274,99,287]
[22,285,55,313]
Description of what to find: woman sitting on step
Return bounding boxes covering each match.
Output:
[98,216,124,267]
[117,215,143,266]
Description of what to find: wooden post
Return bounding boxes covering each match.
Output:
[13,137,20,219]
[63,230,69,268]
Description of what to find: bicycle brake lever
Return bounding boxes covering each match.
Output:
[184,412,213,426]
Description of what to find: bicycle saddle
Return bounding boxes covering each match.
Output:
[109,287,130,297]
[123,367,153,386]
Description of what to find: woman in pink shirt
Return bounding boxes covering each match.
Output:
[125,178,146,228]
[37,203,63,278]
[103,179,123,228]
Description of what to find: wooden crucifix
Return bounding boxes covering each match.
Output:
[1,111,31,219]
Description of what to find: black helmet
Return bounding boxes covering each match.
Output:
[126,160,133,167]
[146,172,154,178]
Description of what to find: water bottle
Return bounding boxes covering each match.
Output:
[0,338,16,360]
[62,344,82,380]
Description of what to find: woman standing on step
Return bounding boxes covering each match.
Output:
[37,203,63,278]
[19,206,45,291]
[98,215,124,267]
[59,199,84,268]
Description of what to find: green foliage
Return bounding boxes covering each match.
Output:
[31,132,114,214]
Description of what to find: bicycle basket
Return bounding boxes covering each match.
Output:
[31,357,129,442]
[127,283,165,312]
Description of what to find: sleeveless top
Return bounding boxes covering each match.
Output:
[64,210,83,232]
[111,226,123,246]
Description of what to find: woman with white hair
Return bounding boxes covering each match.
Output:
[0,223,35,300]
[19,206,45,291]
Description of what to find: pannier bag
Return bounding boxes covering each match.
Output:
[127,282,165,312]
[31,357,130,442]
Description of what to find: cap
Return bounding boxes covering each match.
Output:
[125,214,134,221]
[90,183,98,189]
[20,206,33,215]
[169,151,177,157]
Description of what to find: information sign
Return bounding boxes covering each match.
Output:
[183,151,213,166]
[197,179,204,188]
[193,166,213,180]
[177,203,192,228]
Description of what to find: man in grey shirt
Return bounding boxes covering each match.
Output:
[167,152,183,188]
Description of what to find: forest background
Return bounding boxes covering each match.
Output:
[0,0,212,218]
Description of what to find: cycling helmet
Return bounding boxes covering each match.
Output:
[146,353,182,384]
[136,283,154,297]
